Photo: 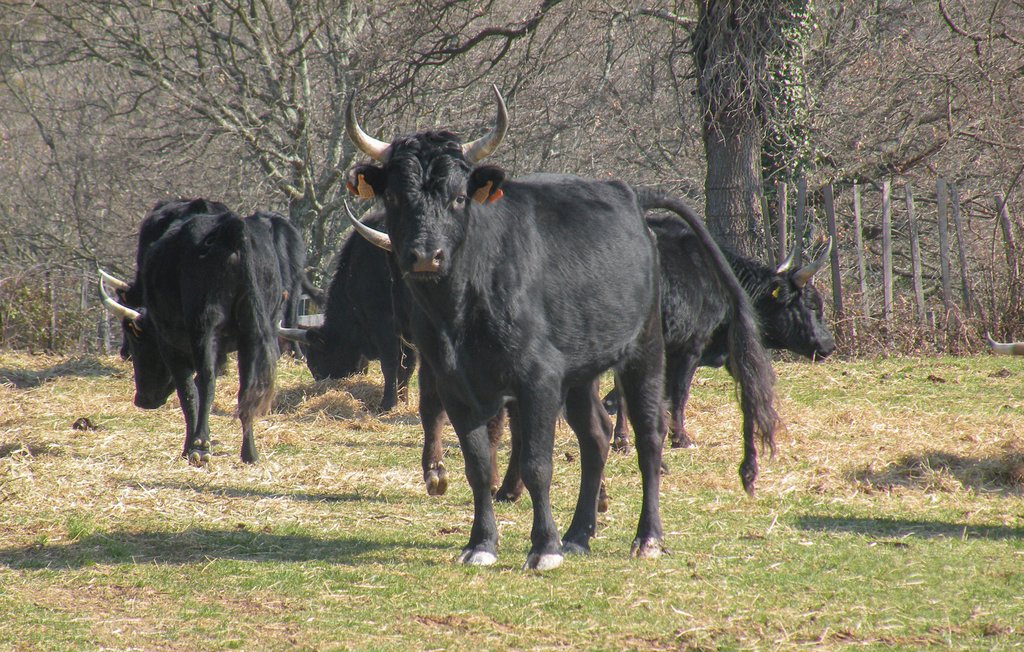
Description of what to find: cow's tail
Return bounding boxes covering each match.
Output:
[635,189,781,497]
[231,218,278,428]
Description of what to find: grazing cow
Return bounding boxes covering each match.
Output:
[100,204,283,465]
[256,209,325,357]
[605,215,835,451]
[344,86,775,569]
[116,199,317,362]
[277,211,416,413]
[987,335,1024,355]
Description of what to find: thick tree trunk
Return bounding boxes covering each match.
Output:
[702,116,762,256]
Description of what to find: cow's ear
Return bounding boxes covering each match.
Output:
[468,165,506,204]
[347,165,385,200]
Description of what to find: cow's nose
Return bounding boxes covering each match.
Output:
[410,248,444,273]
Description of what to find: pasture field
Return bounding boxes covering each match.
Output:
[1,350,1023,650]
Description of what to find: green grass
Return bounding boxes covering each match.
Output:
[1,352,1023,649]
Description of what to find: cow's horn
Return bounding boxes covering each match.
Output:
[345,203,392,252]
[98,268,130,291]
[775,245,800,274]
[277,321,310,345]
[461,85,509,164]
[986,333,1024,355]
[98,269,142,322]
[792,237,832,288]
[345,93,391,162]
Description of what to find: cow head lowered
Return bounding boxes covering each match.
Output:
[342,85,508,281]
[98,269,176,409]
[753,239,836,360]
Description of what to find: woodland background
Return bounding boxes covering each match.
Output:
[1,1,1022,356]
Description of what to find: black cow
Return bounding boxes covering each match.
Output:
[606,215,836,452]
[115,199,317,362]
[255,209,325,358]
[100,203,283,465]
[343,86,776,569]
[277,211,416,413]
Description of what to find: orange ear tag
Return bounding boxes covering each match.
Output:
[487,188,503,204]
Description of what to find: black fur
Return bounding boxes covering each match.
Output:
[298,212,416,413]
[114,199,284,465]
[351,129,667,567]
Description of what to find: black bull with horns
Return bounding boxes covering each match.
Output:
[100,200,292,465]
[342,85,778,569]
[278,211,417,413]
[604,215,836,451]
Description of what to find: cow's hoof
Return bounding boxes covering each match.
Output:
[611,438,630,453]
[524,552,563,571]
[425,467,449,496]
[187,449,211,467]
[670,435,696,449]
[630,537,665,559]
[561,540,590,556]
[494,486,521,503]
[457,548,497,566]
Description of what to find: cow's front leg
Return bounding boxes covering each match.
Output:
[447,407,500,566]
[418,365,449,496]
[515,382,564,571]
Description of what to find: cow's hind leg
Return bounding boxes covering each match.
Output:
[665,351,700,449]
[418,365,449,496]
[494,402,524,502]
[189,344,218,466]
[618,316,666,559]
[561,379,612,555]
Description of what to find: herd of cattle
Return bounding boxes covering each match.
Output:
[99,85,934,571]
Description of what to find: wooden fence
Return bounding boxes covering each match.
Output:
[763,176,1020,352]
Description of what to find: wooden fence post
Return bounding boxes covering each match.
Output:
[881,181,893,327]
[777,181,788,264]
[949,184,972,318]
[905,184,927,328]
[793,176,807,265]
[852,182,870,317]
[823,183,844,334]
[935,179,954,320]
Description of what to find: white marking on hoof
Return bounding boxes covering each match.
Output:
[524,553,563,571]
[457,549,497,566]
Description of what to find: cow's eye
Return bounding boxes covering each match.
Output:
[452,194,467,209]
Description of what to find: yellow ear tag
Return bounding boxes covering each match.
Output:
[771,286,782,299]
[472,181,493,205]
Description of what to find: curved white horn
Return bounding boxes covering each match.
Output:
[345,203,392,252]
[775,245,800,274]
[986,333,1024,355]
[98,271,142,322]
[98,268,130,291]
[792,237,833,288]
[461,85,509,164]
[345,93,391,162]
[277,321,311,344]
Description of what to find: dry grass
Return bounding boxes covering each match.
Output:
[1,351,1023,650]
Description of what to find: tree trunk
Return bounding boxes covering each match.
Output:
[702,114,762,255]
